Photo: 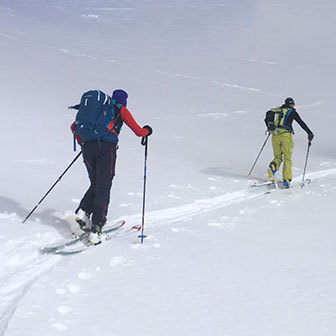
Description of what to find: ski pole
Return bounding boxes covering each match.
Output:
[138,136,149,243]
[248,133,270,176]
[301,141,311,188]
[22,151,82,223]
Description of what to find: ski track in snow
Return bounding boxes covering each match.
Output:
[120,168,336,229]
[0,240,60,334]
[0,30,282,98]
[1,167,336,333]
[156,70,282,98]
[1,30,289,102]
[1,31,282,99]
[240,58,280,66]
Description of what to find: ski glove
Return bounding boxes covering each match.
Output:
[143,125,153,136]
[308,133,314,142]
[267,124,276,132]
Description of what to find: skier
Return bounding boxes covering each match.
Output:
[265,97,314,188]
[71,89,152,244]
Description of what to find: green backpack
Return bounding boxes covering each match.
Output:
[265,107,293,135]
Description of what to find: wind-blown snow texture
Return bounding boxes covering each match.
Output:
[1,0,336,335]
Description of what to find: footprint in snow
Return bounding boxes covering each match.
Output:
[208,222,223,227]
[52,322,68,331]
[78,270,93,281]
[56,288,67,295]
[67,284,80,293]
[171,227,186,233]
[168,194,182,199]
[110,256,132,268]
[57,306,73,315]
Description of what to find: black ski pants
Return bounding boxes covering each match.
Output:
[78,141,117,227]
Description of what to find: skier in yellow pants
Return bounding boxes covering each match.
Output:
[265,97,314,188]
[269,132,293,182]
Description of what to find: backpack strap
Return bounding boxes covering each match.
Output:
[105,100,122,132]
[73,132,77,152]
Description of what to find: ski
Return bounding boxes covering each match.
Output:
[40,220,126,254]
[251,181,272,187]
[259,179,311,194]
[251,180,281,188]
[54,224,141,255]
[251,179,287,194]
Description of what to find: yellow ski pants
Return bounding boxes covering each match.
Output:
[270,132,293,181]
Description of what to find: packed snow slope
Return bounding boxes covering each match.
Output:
[1,0,336,335]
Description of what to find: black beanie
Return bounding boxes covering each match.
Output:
[285,97,295,106]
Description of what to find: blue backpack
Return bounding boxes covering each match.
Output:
[73,90,122,150]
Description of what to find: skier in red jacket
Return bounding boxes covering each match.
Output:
[70,89,152,244]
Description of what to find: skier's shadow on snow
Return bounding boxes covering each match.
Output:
[0,196,70,238]
[0,196,27,218]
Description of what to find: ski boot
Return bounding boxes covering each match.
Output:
[88,224,103,245]
[267,162,277,181]
[283,180,290,189]
[75,209,92,232]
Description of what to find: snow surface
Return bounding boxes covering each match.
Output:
[1,0,336,335]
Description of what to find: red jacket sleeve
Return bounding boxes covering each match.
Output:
[120,106,149,137]
[71,122,82,144]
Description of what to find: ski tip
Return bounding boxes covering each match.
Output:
[39,248,49,254]
[132,225,142,231]
[55,249,84,255]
